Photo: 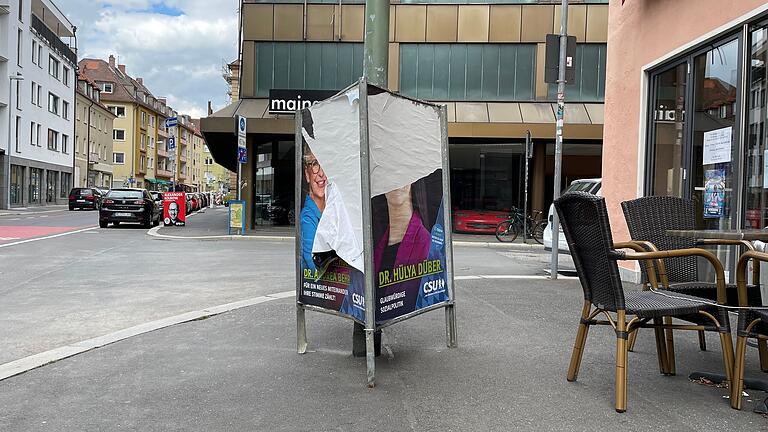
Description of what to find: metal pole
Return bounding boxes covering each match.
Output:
[523,130,531,243]
[353,0,389,361]
[550,0,568,280]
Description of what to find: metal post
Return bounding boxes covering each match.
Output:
[523,130,531,243]
[354,0,389,360]
[295,110,308,354]
[440,104,458,348]
[550,0,568,280]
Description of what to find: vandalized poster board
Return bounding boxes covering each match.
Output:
[295,79,457,386]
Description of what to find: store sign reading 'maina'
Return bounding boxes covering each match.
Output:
[269,89,338,114]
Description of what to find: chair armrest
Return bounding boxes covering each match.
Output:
[736,250,768,307]
[613,247,727,304]
[614,241,662,290]
[699,239,760,285]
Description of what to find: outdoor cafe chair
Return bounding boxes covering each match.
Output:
[621,196,765,374]
[731,250,768,410]
[555,192,734,413]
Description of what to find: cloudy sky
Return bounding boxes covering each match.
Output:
[59,0,239,118]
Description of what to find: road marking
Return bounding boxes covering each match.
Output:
[0,226,98,249]
[0,237,20,241]
[455,274,578,280]
[0,290,296,382]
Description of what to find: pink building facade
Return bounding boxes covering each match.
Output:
[603,0,768,280]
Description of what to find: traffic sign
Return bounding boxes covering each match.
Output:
[165,117,178,128]
[238,146,247,164]
[237,115,246,139]
[167,135,176,150]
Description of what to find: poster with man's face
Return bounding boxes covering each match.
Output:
[297,89,366,323]
[163,192,186,226]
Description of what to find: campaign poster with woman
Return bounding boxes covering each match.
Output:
[298,100,366,323]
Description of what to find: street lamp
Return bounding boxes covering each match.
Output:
[4,73,24,209]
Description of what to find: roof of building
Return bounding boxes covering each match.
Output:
[75,69,115,115]
[78,57,167,117]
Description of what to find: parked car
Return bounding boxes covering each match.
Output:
[543,178,602,252]
[68,188,103,211]
[99,188,162,228]
[185,194,193,214]
[452,209,511,234]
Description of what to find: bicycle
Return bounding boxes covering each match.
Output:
[495,209,546,244]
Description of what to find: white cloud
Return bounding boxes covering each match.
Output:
[59,0,238,117]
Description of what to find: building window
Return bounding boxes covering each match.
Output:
[37,44,42,69]
[48,93,59,115]
[547,44,607,102]
[62,101,69,120]
[29,168,42,203]
[48,129,58,150]
[36,83,41,107]
[140,155,146,171]
[46,171,58,203]
[113,152,125,164]
[17,29,23,66]
[140,134,145,150]
[399,44,537,101]
[36,124,41,146]
[60,173,71,198]
[10,165,24,205]
[113,129,125,140]
[15,80,20,109]
[254,42,364,97]
[141,111,146,127]
[30,121,37,146]
[62,134,69,153]
[62,67,70,86]
[49,55,59,79]
[31,82,37,105]
[31,40,37,65]
[18,0,23,22]
[101,83,113,93]
[15,116,21,152]
[108,105,126,117]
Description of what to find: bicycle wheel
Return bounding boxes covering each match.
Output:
[495,220,519,242]
[531,220,546,245]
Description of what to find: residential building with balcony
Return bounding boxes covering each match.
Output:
[74,69,116,188]
[0,0,77,208]
[201,0,610,229]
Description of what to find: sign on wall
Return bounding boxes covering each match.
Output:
[269,89,338,114]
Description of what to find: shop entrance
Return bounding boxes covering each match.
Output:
[252,140,295,227]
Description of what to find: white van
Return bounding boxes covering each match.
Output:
[543,178,602,252]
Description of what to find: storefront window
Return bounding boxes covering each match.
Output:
[10,165,24,205]
[450,143,523,212]
[690,38,739,230]
[60,172,71,198]
[745,24,768,229]
[29,168,42,203]
[46,170,58,203]
[650,63,687,197]
[399,44,536,101]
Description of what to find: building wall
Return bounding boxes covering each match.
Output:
[602,0,768,245]
[74,92,115,188]
[108,102,138,187]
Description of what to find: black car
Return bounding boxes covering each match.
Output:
[99,188,162,228]
[69,188,103,210]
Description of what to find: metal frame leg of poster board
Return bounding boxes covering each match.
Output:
[358,80,377,387]
[440,104,459,349]
[295,110,308,355]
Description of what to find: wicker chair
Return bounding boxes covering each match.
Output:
[555,192,734,413]
[621,196,765,374]
[731,250,768,410]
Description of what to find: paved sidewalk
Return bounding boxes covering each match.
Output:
[157,205,545,250]
[0,205,68,217]
[1,278,765,430]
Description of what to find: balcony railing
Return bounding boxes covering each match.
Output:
[31,15,77,65]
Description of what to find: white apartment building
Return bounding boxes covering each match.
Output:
[0,0,76,208]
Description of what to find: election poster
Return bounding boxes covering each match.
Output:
[297,88,366,323]
[368,91,450,323]
[163,192,186,226]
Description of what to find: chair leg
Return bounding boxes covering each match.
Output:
[652,318,669,375]
[719,331,735,384]
[758,339,768,372]
[730,335,748,410]
[628,328,639,352]
[664,316,676,375]
[698,330,707,351]
[567,301,592,382]
[615,311,629,413]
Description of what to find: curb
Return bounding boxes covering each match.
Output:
[453,241,545,251]
[0,208,68,217]
[0,290,295,382]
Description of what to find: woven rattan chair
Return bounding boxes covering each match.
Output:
[731,250,768,410]
[621,196,765,374]
[555,192,734,413]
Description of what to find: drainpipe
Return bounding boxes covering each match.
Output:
[85,99,93,187]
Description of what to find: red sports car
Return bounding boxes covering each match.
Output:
[452,209,510,234]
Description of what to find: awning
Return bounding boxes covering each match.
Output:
[200,99,294,171]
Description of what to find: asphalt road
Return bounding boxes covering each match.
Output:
[0,208,551,366]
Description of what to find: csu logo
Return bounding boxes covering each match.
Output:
[423,279,445,294]
[352,293,365,306]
